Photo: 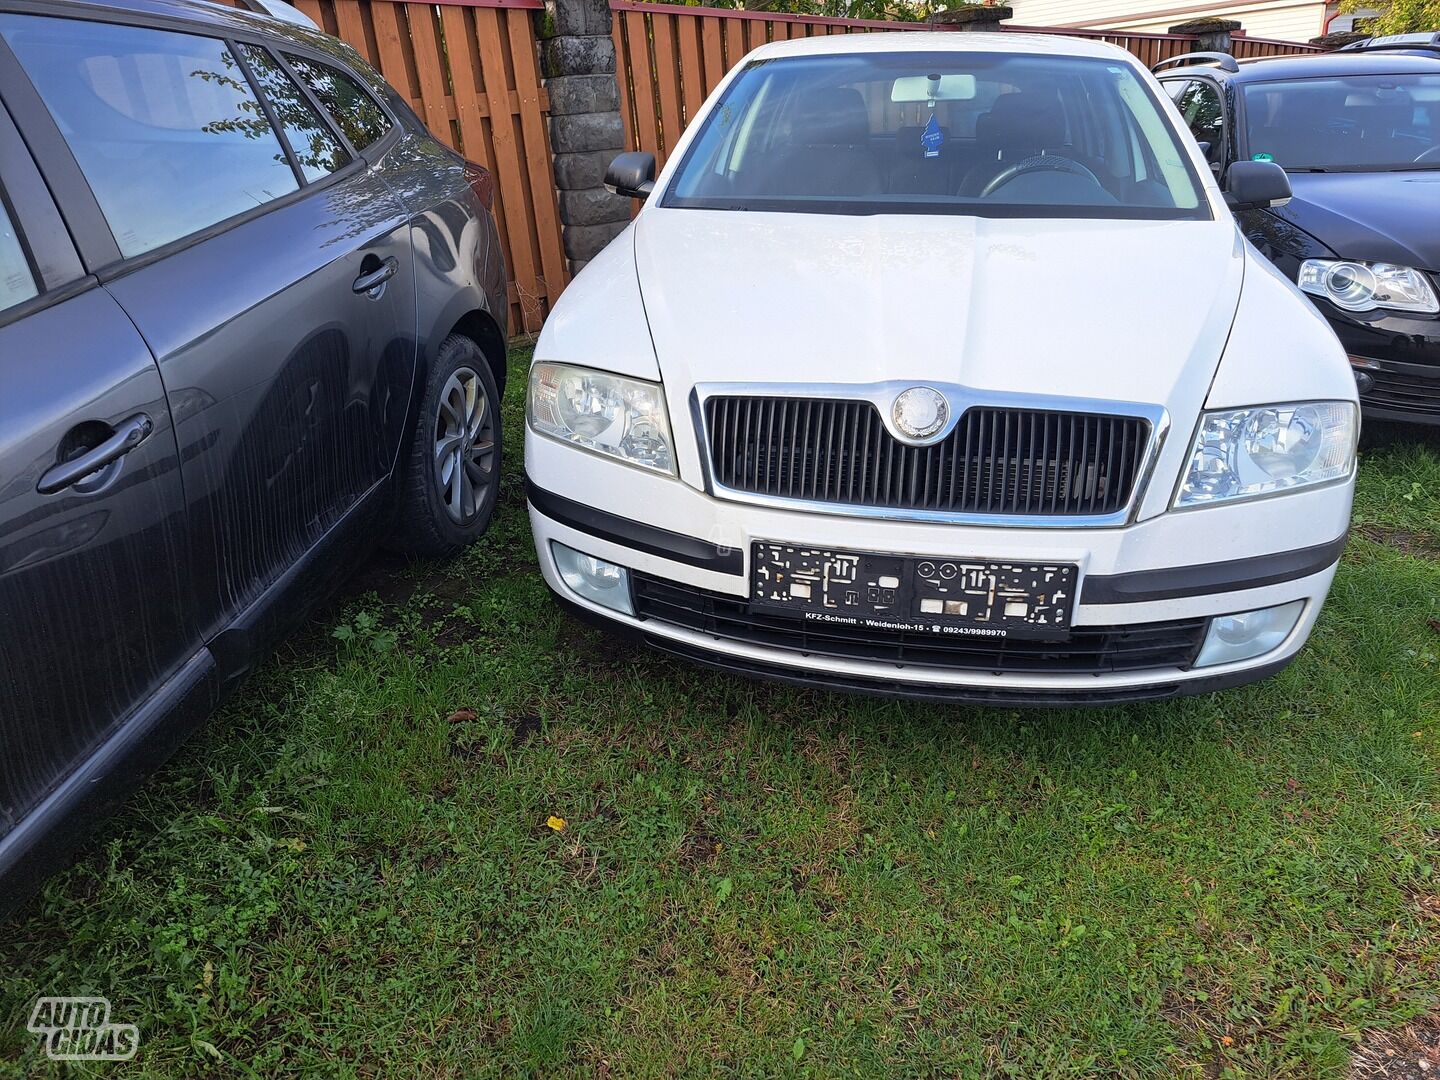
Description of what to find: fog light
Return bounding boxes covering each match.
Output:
[552,541,633,615]
[1195,600,1304,668]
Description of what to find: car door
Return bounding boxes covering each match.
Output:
[1169,77,1228,173]
[0,12,418,669]
[0,90,202,875]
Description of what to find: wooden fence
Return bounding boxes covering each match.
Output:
[1231,33,1328,59]
[611,0,1326,166]
[215,0,566,335]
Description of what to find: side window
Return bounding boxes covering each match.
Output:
[285,55,391,151]
[0,195,38,312]
[1163,78,1192,102]
[1174,80,1225,162]
[239,44,350,181]
[0,15,299,258]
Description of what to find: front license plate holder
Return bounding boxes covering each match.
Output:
[750,542,1077,641]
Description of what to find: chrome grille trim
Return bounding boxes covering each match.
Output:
[694,382,1168,528]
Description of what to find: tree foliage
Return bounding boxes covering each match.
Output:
[1338,0,1440,35]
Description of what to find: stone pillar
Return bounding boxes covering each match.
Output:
[540,0,631,276]
[928,4,1013,30]
[1168,17,1242,53]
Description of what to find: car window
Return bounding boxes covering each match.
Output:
[0,195,38,312]
[1163,78,1191,101]
[1242,74,1440,171]
[664,52,1206,219]
[0,15,300,258]
[1173,79,1224,162]
[285,54,391,150]
[239,44,350,181]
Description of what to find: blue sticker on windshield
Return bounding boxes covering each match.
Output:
[920,114,944,159]
[1252,152,1274,162]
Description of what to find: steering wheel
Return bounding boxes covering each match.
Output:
[1413,145,1440,165]
[981,154,1105,198]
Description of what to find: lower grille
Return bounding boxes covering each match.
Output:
[633,574,1206,675]
[704,396,1151,517]
[1363,367,1440,417]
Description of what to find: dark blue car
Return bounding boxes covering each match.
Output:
[0,0,507,902]
[1156,50,1440,425]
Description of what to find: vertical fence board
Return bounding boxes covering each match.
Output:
[625,9,661,160]
[677,15,704,126]
[368,3,414,104]
[613,12,635,151]
[406,5,455,141]
[724,17,744,69]
[700,17,724,95]
[477,8,544,330]
[506,7,568,319]
[650,13,683,163]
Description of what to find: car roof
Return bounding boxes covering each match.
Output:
[0,0,309,39]
[1164,50,1440,81]
[745,30,1144,65]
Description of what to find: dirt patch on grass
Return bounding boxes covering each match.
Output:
[1357,526,1440,560]
[1350,1012,1440,1079]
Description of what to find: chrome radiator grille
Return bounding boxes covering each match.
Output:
[703,396,1151,517]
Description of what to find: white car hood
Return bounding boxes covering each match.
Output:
[634,208,1243,411]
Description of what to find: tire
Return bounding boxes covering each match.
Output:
[387,333,502,557]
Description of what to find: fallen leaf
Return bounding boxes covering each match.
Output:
[546,815,567,832]
[1429,619,1440,636]
[447,708,477,724]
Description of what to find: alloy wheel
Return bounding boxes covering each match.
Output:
[433,366,496,524]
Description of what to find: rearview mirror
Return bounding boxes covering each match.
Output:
[605,152,656,200]
[1223,160,1291,211]
[891,74,976,103]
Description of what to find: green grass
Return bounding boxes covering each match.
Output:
[1,344,1437,1078]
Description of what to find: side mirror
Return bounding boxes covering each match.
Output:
[1223,160,1291,211]
[604,152,656,200]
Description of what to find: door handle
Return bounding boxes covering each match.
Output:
[352,256,399,297]
[38,413,153,495]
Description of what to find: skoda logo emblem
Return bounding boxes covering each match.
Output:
[891,386,949,442]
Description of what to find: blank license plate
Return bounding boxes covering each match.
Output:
[750,542,1077,641]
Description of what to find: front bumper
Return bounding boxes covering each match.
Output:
[525,433,1352,707]
[1323,304,1440,425]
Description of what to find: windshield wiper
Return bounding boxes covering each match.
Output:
[1285,167,1330,173]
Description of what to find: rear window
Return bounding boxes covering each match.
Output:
[285,55,391,151]
[240,44,351,181]
[664,51,1207,219]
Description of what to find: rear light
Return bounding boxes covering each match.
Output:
[466,163,495,211]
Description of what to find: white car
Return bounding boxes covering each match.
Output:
[524,33,1359,706]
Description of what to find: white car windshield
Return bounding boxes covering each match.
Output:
[1242,74,1440,172]
[663,51,1208,218]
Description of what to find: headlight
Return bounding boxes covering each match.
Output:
[527,362,675,474]
[1173,401,1356,509]
[1298,259,1439,315]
